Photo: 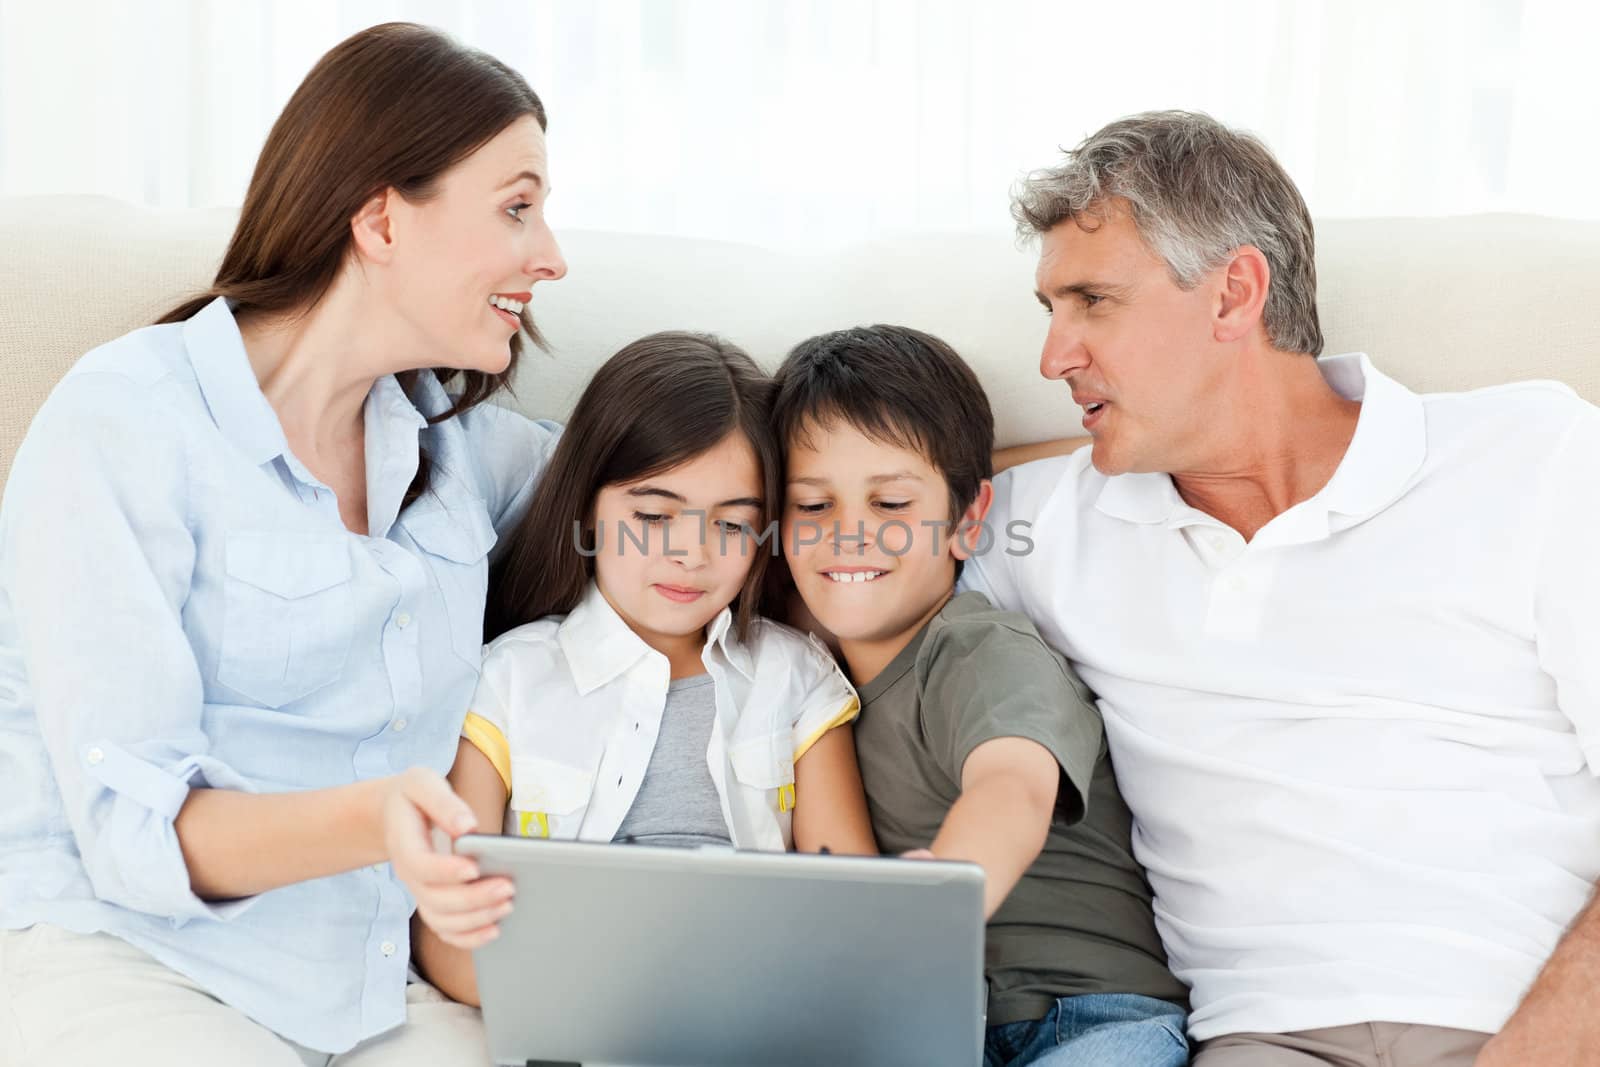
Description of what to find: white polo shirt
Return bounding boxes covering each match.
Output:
[463,581,859,852]
[960,353,1600,1041]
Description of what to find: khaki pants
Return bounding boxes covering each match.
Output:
[1194,1022,1491,1067]
[0,924,491,1066]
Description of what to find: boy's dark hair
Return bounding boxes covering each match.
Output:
[486,331,779,643]
[772,325,994,522]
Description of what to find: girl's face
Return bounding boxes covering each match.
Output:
[590,432,766,656]
[385,115,566,375]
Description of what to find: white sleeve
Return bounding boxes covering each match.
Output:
[1533,404,1600,774]
[461,642,517,792]
[788,631,861,764]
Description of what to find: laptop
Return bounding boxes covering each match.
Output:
[454,836,986,1067]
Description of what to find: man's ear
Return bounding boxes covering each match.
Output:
[350,188,397,265]
[950,479,995,562]
[1213,244,1271,344]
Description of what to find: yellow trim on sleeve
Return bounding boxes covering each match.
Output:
[793,696,861,764]
[461,712,512,794]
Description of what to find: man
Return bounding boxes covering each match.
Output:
[961,110,1600,1066]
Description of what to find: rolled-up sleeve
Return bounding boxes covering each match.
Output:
[1,371,257,923]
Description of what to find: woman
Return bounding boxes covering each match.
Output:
[0,23,562,1065]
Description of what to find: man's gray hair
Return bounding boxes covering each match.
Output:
[1012,110,1323,356]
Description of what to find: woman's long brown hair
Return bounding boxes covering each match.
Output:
[486,332,781,644]
[158,22,548,507]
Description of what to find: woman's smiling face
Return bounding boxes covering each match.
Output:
[383,115,567,375]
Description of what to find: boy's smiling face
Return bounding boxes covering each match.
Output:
[783,417,992,684]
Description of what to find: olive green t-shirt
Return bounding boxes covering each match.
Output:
[853,591,1189,1025]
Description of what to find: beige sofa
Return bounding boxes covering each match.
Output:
[2,195,1598,488]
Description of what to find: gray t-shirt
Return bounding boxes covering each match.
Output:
[853,591,1188,1025]
[613,674,733,849]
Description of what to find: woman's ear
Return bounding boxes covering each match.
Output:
[350,189,398,265]
[950,479,995,562]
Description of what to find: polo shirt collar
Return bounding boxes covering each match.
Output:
[558,580,745,695]
[1315,353,1427,520]
[1093,471,1188,526]
[1094,352,1426,530]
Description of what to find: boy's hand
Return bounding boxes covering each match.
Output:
[382,767,515,950]
[902,848,937,860]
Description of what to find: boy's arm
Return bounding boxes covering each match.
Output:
[911,616,1101,919]
[922,736,1059,918]
[793,723,879,855]
[410,740,513,1007]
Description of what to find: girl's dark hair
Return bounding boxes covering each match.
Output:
[157,22,548,508]
[486,332,779,643]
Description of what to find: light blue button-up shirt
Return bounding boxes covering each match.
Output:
[0,297,559,1052]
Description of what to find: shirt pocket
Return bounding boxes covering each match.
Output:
[217,532,353,708]
[509,757,597,840]
[405,501,497,666]
[729,731,798,835]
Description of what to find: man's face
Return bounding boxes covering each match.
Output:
[1034,204,1228,476]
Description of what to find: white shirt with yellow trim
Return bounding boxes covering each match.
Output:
[462,581,859,852]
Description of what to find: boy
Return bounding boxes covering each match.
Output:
[773,325,1190,1066]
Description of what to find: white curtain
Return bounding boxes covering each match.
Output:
[1,0,1595,247]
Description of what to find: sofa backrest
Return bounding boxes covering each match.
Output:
[3,194,1597,489]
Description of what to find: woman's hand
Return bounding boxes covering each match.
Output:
[381,766,516,950]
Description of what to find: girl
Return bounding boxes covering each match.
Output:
[390,331,879,1006]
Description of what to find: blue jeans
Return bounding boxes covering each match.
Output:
[984,993,1190,1067]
